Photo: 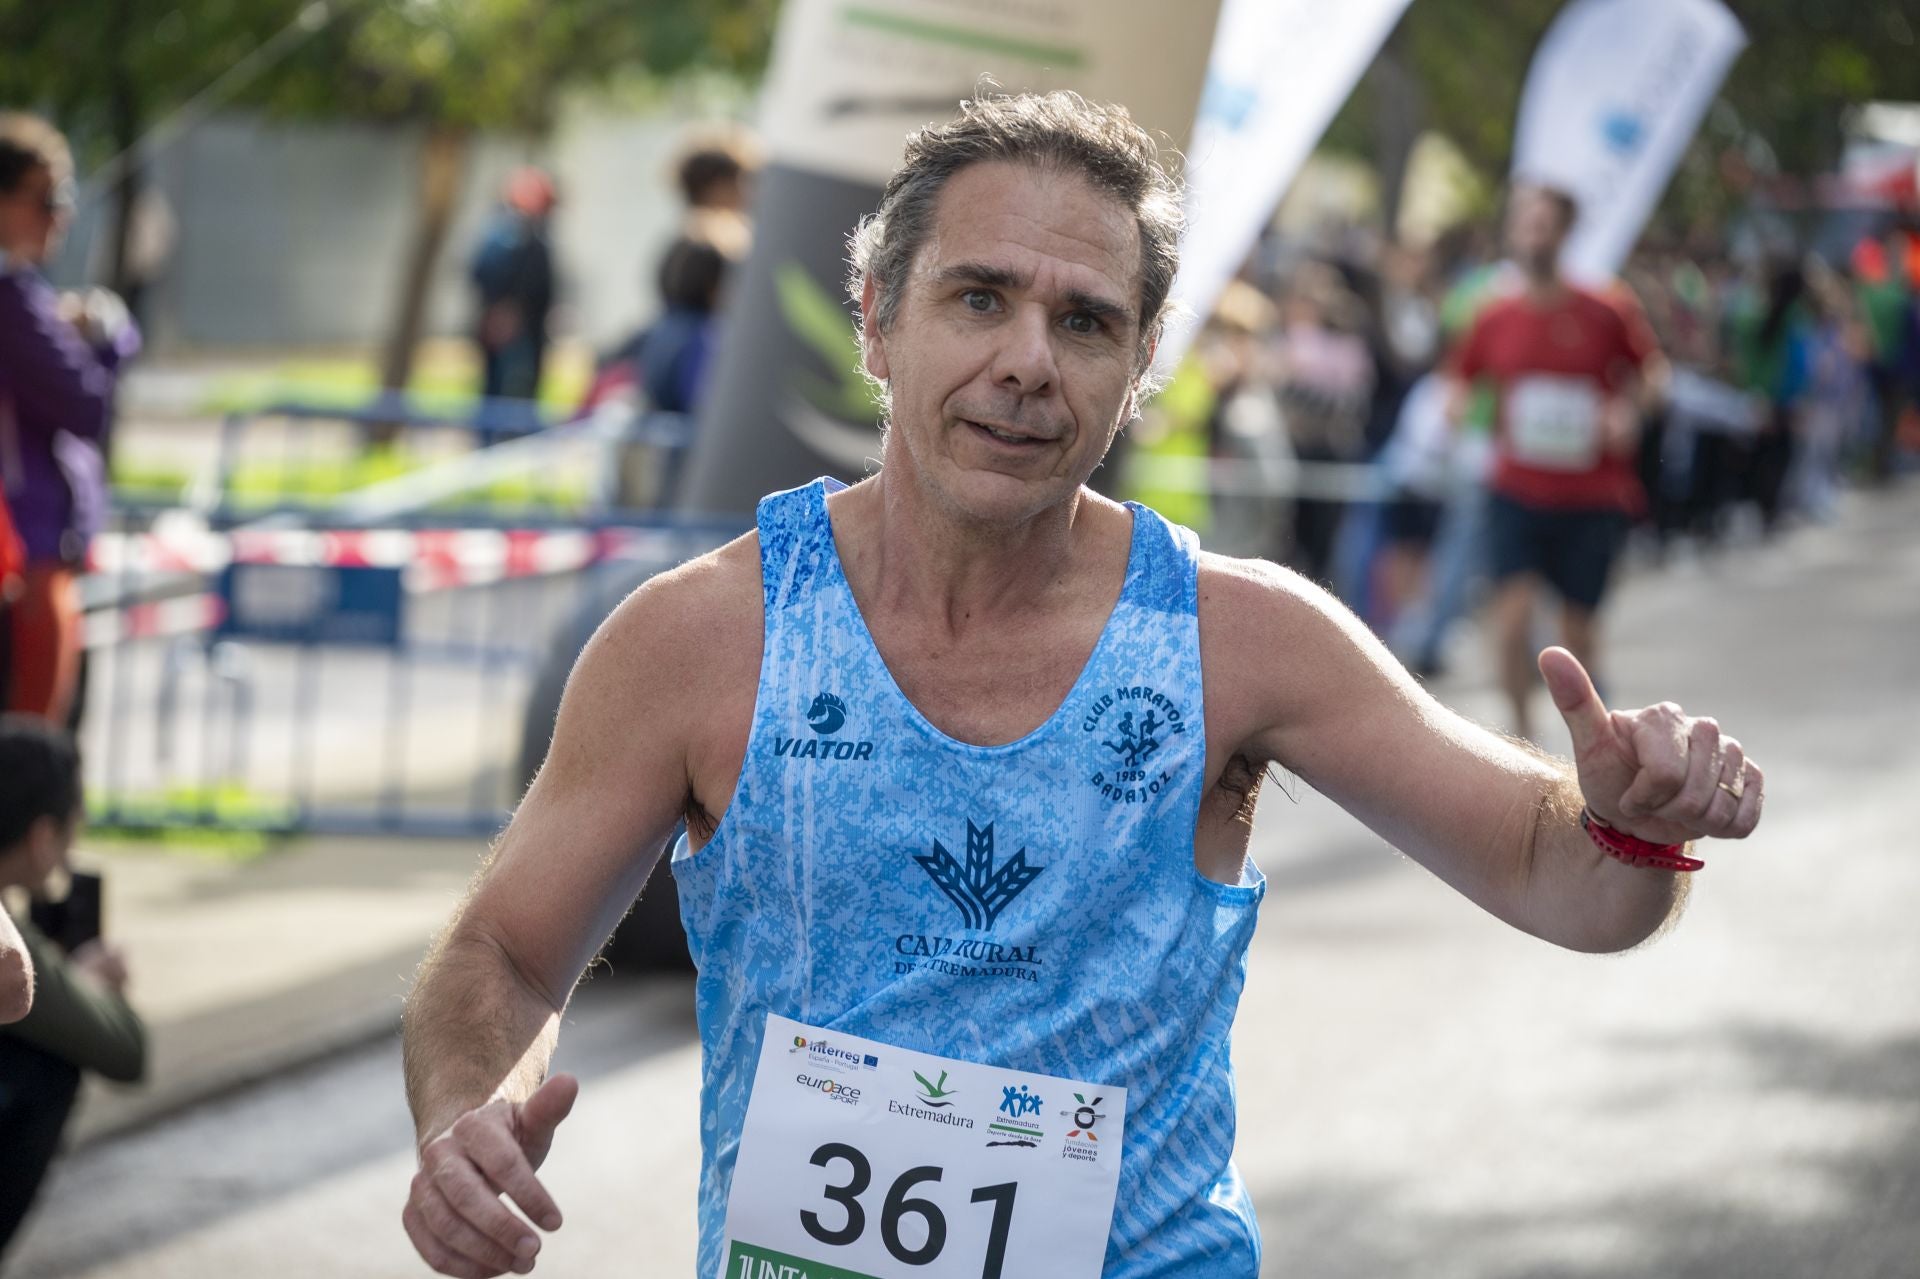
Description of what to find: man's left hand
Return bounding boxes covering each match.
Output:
[1540,646,1764,845]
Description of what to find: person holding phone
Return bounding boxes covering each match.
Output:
[0,715,144,1261]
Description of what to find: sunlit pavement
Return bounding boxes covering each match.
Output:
[12,484,1918,1279]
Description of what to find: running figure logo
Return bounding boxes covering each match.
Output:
[1104,710,1164,767]
[1000,1084,1044,1119]
[806,692,847,735]
[914,820,1044,931]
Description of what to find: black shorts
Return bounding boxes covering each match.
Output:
[1383,493,1443,546]
[1485,493,1628,610]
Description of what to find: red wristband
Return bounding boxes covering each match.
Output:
[1581,807,1704,872]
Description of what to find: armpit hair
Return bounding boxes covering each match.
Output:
[1216,751,1300,827]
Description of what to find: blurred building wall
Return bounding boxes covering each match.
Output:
[49,101,732,355]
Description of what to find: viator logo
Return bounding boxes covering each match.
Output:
[806,691,846,735]
[771,691,875,762]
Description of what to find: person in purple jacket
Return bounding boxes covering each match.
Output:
[0,113,139,723]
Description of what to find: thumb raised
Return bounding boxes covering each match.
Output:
[1538,646,1611,756]
[518,1072,579,1143]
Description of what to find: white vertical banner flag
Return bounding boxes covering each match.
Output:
[1512,0,1746,285]
[1155,0,1413,374]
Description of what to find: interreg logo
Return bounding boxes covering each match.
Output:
[771,691,875,762]
[788,1035,877,1071]
[914,820,1043,931]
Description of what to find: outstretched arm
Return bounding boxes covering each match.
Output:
[1203,558,1763,953]
[402,548,753,1276]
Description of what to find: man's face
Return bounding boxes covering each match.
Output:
[864,160,1146,525]
[0,164,68,265]
[1505,186,1571,275]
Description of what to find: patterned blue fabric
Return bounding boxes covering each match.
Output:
[673,478,1266,1276]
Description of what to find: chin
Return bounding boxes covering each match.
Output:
[938,464,1080,527]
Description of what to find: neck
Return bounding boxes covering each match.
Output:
[1523,259,1565,302]
[840,447,1104,635]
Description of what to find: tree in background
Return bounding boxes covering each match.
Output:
[0,0,775,395]
[1328,0,1920,239]
[0,0,307,305]
[262,0,774,397]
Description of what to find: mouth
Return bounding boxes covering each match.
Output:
[961,418,1050,448]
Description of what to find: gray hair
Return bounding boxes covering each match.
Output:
[847,89,1184,386]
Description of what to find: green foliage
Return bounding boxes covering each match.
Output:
[262,0,777,130]
[1722,0,1920,173]
[0,0,780,147]
[1326,0,1920,235]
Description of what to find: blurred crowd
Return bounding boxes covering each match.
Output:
[1129,188,1920,692]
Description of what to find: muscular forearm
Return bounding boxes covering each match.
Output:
[403,925,566,1150]
[1516,774,1689,954]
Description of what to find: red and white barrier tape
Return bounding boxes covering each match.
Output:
[91,525,692,592]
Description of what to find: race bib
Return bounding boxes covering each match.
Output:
[1506,375,1604,471]
[722,1015,1126,1279]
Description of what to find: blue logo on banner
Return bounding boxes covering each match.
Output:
[1600,109,1647,156]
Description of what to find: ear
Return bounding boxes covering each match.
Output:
[1122,335,1159,424]
[859,275,890,383]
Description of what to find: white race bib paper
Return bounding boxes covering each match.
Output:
[1507,375,1605,471]
[722,1015,1127,1279]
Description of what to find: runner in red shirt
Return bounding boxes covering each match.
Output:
[1448,183,1662,739]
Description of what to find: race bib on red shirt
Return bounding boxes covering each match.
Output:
[1506,375,1603,472]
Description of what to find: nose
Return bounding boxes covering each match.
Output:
[989,302,1058,398]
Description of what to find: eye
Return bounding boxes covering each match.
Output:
[961,289,996,312]
[1063,310,1102,335]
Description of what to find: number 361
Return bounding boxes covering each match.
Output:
[802,1142,1017,1278]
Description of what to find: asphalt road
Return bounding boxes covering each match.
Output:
[11,486,1919,1279]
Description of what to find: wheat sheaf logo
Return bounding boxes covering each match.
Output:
[913,820,1044,931]
[806,692,847,735]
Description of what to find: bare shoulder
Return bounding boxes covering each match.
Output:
[540,530,761,780]
[1195,551,1423,772]
[1195,552,1381,687]
[585,531,762,684]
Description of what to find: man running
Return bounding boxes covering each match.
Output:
[1447,182,1662,739]
[401,94,1763,1278]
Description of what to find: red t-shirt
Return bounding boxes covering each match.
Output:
[1452,285,1656,511]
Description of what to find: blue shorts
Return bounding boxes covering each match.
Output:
[1485,493,1628,610]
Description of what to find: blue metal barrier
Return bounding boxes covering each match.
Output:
[81,392,737,838]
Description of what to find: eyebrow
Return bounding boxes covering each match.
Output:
[934,260,1137,329]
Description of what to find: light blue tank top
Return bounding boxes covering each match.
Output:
[673,478,1266,1276]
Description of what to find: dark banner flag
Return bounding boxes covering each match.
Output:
[680,0,1224,515]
